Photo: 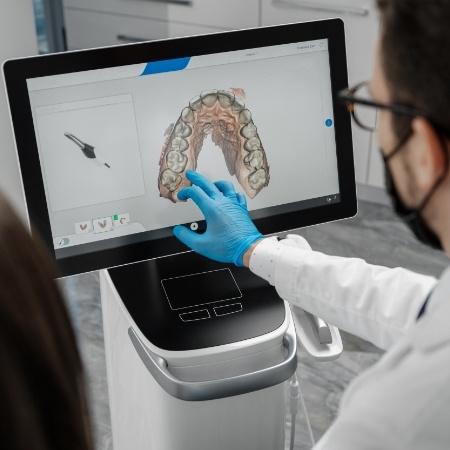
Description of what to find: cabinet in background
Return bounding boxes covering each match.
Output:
[63,8,225,49]
[62,0,259,49]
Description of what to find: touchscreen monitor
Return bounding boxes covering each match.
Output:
[3,19,356,276]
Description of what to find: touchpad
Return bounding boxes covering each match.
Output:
[162,269,242,310]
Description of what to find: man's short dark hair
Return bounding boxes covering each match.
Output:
[377,0,450,137]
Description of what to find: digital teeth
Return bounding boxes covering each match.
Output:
[174,122,192,138]
[244,136,261,152]
[244,150,264,170]
[238,109,252,125]
[160,169,182,192]
[158,88,270,202]
[230,98,245,114]
[181,107,195,124]
[248,168,267,190]
[166,151,188,173]
[171,137,189,152]
[200,89,218,107]
[240,123,257,139]
[218,90,235,108]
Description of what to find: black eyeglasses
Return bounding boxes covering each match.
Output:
[338,81,433,133]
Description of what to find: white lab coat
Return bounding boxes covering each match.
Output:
[250,236,450,449]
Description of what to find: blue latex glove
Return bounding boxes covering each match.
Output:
[173,170,264,266]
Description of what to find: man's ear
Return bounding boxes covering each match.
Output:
[410,117,447,191]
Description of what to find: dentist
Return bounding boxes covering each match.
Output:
[173,1,450,448]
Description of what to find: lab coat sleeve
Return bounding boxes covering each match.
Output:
[249,237,437,350]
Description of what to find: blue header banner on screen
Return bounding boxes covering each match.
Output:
[141,57,191,76]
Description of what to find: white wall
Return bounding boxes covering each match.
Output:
[0,0,38,219]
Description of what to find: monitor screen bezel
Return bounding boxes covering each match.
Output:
[3,19,356,277]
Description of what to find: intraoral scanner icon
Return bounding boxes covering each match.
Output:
[64,132,111,168]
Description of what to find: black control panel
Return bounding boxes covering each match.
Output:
[107,252,285,351]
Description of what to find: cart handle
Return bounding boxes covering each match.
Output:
[128,321,297,401]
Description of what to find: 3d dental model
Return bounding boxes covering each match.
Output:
[64,132,111,168]
[158,89,270,202]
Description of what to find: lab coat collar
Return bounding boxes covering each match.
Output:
[412,265,450,352]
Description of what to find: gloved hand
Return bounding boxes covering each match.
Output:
[173,170,264,266]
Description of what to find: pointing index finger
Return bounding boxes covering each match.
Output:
[186,170,221,199]
[177,185,212,217]
[214,180,237,198]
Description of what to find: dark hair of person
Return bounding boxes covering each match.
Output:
[0,193,94,450]
[376,0,450,138]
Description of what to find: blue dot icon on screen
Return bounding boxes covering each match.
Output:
[325,119,333,127]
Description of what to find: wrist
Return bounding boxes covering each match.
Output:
[242,239,264,267]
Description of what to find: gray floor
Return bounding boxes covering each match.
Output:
[59,199,449,450]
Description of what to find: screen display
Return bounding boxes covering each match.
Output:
[26,38,340,257]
